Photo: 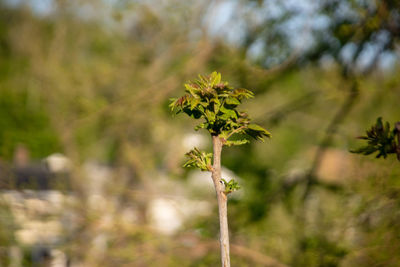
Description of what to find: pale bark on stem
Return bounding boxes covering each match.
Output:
[211,135,230,267]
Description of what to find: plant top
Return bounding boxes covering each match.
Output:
[170,71,271,147]
[170,72,271,266]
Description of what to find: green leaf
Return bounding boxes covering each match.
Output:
[225,97,241,106]
[221,178,241,194]
[210,71,221,86]
[205,110,216,122]
[183,148,212,171]
[219,112,231,121]
[190,98,200,110]
[169,98,177,111]
[199,100,209,107]
[197,74,207,84]
[376,117,383,129]
[184,83,199,96]
[244,124,272,142]
[225,139,250,146]
[219,105,237,119]
[194,122,209,131]
[232,88,254,99]
[247,124,271,137]
[248,123,268,131]
[210,97,221,113]
[210,97,220,105]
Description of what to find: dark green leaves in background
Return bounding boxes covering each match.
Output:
[352,117,400,161]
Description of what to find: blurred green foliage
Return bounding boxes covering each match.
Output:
[352,117,400,160]
[0,88,61,159]
[0,0,399,266]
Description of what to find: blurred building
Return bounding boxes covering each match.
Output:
[0,147,72,266]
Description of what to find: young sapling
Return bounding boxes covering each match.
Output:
[170,72,270,267]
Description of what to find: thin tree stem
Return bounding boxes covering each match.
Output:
[212,135,230,267]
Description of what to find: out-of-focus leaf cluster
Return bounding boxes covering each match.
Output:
[351,117,399,160]
[170,71,270,146]
[183,147,212,171]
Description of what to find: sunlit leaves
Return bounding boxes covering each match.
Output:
[170,71,271,146]
[219,105,237,120]
[351,117,400,161]
[211,71,221,86]
[221,178,241,194]
[194,122,209,131]
[190,98,200,110]
[225,97,241,106]
[183,147,212,171]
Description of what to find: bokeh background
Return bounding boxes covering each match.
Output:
[0,0,400,266]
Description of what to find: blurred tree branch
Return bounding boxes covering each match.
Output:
[303,80,359,201]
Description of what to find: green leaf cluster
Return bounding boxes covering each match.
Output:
[351,117,399,160]
[170,72,271,146]
[221,178,241,194]
[183,147,213,171]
